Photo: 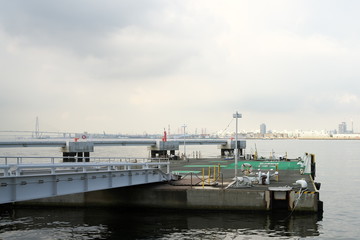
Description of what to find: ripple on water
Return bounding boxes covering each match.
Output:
[0,222,110,240]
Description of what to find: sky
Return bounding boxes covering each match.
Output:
[1,0,360,135]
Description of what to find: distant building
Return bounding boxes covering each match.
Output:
[338,122,347,134]
[260,123,267,135]
[338,121,354,134]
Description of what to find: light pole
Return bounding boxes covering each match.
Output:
[233,111,242,177]
[182,124,187,160]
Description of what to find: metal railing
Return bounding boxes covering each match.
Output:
[0,156,169,164]
[0,156,170,177]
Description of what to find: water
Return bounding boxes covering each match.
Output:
[0,139,360,239]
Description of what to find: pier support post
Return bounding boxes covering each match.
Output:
[84,152,90,162]
[61,142,94,162]
[77,152,83,162]
[150,150,168,158]
[219,140,246,158]
[149,141,179,160]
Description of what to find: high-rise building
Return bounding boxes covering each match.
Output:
[338,121,354,134]
[338,122,347,134]
[260,123,266,135]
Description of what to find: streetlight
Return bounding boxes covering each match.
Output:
[182,124,187,160]
[233,111,242,177]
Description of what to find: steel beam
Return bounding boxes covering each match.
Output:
[0,168,169,204]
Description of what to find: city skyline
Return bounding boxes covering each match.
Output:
[0,117,357,137]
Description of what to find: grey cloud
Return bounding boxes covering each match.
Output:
[0,1,208,83]
[236,95,302,114]
[302,1,360,40]
[0,1,166,33]
[0,1,171,55]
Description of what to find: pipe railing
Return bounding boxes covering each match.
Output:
[0,156,170,177]
[0,156,169,164]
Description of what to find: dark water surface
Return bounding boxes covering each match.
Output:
[0,207,321,240]
[0,139,360,239]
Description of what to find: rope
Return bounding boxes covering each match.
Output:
[283,188,305,221]
[219,118,234,136]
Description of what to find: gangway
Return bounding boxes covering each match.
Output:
[0,156,171,204]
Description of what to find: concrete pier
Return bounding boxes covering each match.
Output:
[15,182,320,212]
[219,140,246,157]
[148,141,179,159]
[15,157,321,212]
[61,141,94,162]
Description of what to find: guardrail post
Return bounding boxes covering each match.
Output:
[208,166,211,185]
[4,167,9,177]
[191,172,193,188]
[222,173,224,189]
[213,165,216,181]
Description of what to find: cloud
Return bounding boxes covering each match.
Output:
[1,0,360,133]
[336,93,359,104]
[0,1,167,47]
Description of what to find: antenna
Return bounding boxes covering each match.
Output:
[182,124,187,160]
[35,116,40,139]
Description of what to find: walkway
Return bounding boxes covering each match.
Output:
[0,156,170,204]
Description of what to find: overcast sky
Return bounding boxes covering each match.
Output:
[1,0,360,135]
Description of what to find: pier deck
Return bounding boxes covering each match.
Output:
[169,158,316,192]
[14,157,321,212]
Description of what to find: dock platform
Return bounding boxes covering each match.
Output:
[14,157,322,212]
[169,158,316,192]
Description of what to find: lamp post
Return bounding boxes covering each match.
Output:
[182,124,187,160]
[233,111,242,177]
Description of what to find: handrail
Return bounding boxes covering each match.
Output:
[0,156,169,165]
[0,156,170,177]
[0,162,169,168]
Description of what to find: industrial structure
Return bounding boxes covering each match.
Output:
[0,138,322,212]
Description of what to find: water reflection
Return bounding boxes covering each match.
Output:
[0,207,322,239]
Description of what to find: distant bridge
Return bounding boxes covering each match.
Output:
[0,139,246,158]
[0,139,231,148]
[0,156,170,204]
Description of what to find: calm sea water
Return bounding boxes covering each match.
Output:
[0,139,359,239]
